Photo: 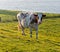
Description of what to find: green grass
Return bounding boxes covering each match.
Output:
[0,10,60,52]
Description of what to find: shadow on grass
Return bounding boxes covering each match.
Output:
[1,29,16,33]
[0,35,7,38]
[44,39,60,46]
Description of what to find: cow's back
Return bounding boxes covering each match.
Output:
[17,12,31,28]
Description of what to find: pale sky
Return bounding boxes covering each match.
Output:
[0,0,60,13]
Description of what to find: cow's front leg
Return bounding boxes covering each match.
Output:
[29,25,32,38]
[36,29,38,39]
[35,24,38,39]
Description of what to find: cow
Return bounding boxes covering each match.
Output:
[17,12,46,39]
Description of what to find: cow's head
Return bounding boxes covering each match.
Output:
[38,13,46,24]
[30,13,46,24]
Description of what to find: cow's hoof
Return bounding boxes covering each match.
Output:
[22,33,26,36]
[30,35,32,38]
[36,40,39,42]
[36,38,38,40]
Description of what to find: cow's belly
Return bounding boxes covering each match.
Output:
[30,23,38,28]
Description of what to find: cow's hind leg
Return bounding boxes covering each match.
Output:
[18,22,21,31]
[18,24,20,31]
[21,27,26,36]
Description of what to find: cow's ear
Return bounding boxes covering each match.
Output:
[26,12,29,16]
[26,12,28,14]
[21,13,24,15]
[42,14,46,17]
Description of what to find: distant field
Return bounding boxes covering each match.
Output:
[0,10,60,52]
[0,10,19,22]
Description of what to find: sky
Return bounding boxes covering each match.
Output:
[0,0,60,13]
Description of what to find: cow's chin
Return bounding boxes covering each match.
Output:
[38,21,42,24]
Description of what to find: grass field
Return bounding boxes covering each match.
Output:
[0,10,60,52]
